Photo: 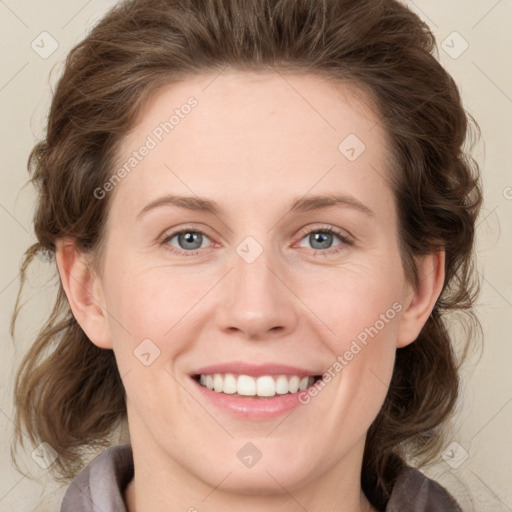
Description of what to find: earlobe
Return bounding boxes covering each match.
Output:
[55,238,113,349]
[396,250,445,348]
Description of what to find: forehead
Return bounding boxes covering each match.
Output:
[111,70,394,217]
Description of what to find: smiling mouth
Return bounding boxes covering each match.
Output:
[192,373,323,398]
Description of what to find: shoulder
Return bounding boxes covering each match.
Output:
[386,466,463,512]
[61,447,462,512]
[60,444,133,512]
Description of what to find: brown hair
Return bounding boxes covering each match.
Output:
[11,0,482,508]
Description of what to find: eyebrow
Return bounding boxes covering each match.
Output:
[136,192,375,219]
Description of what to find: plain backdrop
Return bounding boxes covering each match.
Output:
[1,1,511,510]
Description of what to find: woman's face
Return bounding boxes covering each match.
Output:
[77,71,438,495]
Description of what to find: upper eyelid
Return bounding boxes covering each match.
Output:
[297,224,351,238]
[161,224,214,240]
[161,224,348,237]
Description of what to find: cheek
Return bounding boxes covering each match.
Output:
[301,256,404,349]
[302,312,400,457]
[318,305,400,406]
[299,256,404,414]
[101,258,222,385]
[104,261,206,336]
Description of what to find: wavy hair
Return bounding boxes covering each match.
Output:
[11,0,482,508]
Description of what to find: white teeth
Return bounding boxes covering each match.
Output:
[288,376,300,393]
[223,373,237,394]
[237,375,256,396]
[256,376,276,397]
[197,373,316,396]
[299,376,309,391]
[213,374,223,392]
[275,375,289,394]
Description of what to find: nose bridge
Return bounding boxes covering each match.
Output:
[215,235,298,339]
[234,237,277,304]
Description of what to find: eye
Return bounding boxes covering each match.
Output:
[160,225,352,257]
[162,229,212,255]
[296,226,352,255]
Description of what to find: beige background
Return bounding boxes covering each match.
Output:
[1,0,511,510]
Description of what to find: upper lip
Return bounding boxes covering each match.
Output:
[190,361,322,378]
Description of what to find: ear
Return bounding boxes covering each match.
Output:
[396,250,445,348]
[55,238,113,349]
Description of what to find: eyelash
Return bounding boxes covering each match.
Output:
[160,224,353,257]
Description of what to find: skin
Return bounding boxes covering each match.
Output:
[57,70,444,512]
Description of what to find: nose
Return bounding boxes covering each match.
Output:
[215,243,299,341]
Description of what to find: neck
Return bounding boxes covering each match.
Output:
[124,434,376,512]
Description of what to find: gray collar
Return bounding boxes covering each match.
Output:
[60,444,462,512]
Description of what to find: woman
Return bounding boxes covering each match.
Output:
[11,0,482,510]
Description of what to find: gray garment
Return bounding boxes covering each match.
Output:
[60,444,463,512]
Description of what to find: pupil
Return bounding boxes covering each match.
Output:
[311,232,332,250]
[180,232,202,250]
[177,232,333,251]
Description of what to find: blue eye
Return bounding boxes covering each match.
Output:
[164,230,210,254]
[304,231,337,250]
[161,225,352,257]
[297,227,352,255]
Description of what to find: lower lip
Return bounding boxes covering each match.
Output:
[191,377,313,420]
